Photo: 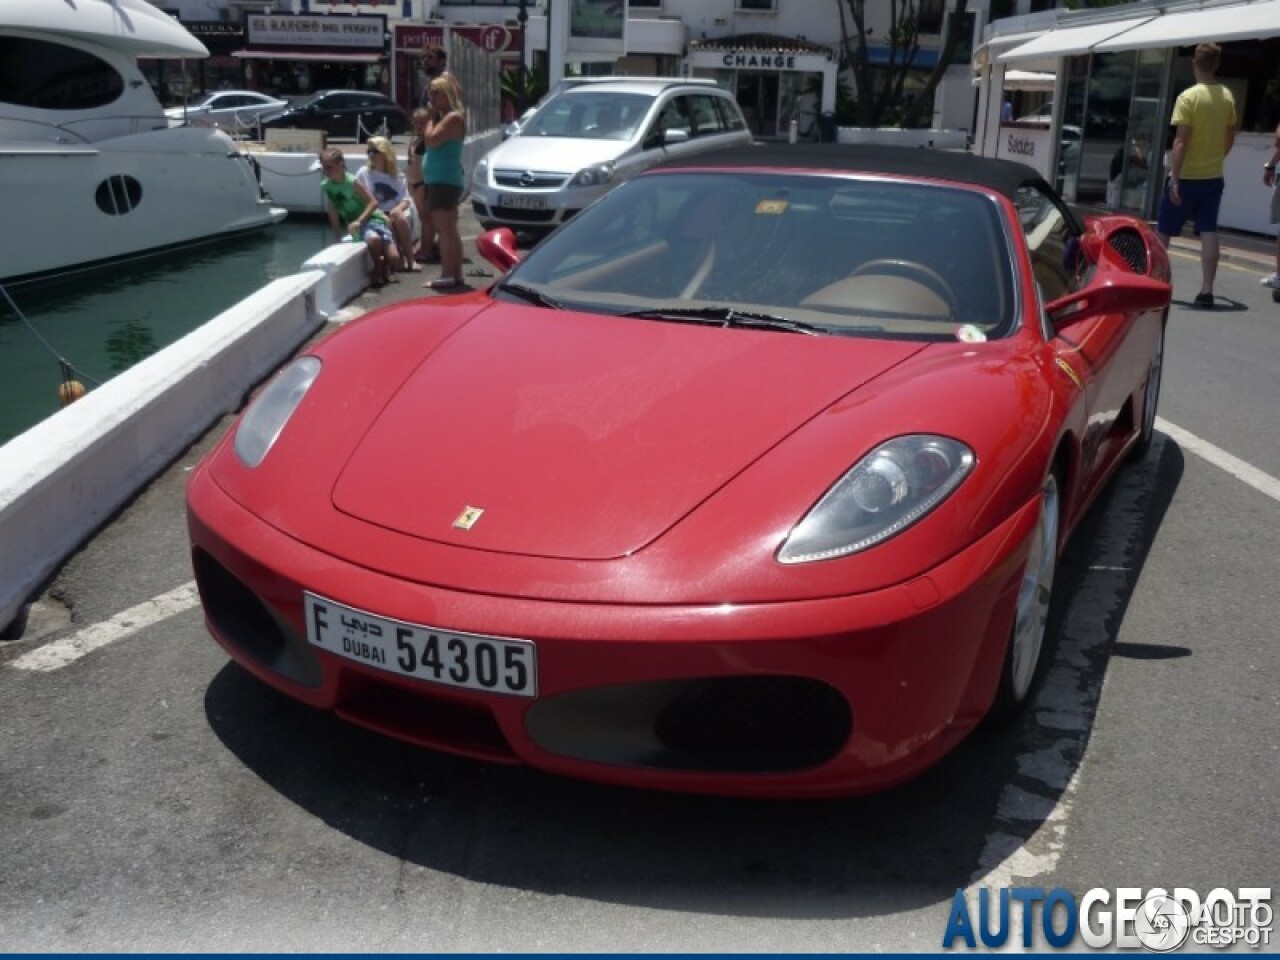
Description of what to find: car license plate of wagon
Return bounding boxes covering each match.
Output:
[304,593,536,697]
[497,192,547,210]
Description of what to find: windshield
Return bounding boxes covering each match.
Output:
[500,171,1016,342]
[519,91,654,141]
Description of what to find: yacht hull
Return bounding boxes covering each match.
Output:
[0,127,286,284]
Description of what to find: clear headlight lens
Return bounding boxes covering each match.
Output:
[233,356,322,468]
[777,435,975,564]
[569,162,615,188]
[475,157,488,182]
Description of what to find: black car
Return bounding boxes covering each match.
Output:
[260,90,409,140]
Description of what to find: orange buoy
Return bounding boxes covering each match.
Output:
[58,380,87,407]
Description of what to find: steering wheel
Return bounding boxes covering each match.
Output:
[849,259,958,314]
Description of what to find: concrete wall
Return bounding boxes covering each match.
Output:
[0,242,369,635]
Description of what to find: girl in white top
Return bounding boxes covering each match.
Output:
[358,136,417,272]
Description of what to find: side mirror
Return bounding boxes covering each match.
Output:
[476,228,520,273]
[1047,273,1170,325]
[663,128,691,146]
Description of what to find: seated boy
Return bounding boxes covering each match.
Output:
[318,146,395,287]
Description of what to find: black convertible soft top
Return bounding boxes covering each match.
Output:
[657,142,1049,205]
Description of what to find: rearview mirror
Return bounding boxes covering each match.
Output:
[1047,274,1170,325]
[477,228,520,273]
[663,129,690,145]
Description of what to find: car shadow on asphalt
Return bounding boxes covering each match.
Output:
[201,440,1184,920]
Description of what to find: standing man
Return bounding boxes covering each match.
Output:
[1261,120,1280,290]
[421,43,462,105]
[1156,42,1237,309]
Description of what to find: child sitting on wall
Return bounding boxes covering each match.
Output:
[318,146,395,288]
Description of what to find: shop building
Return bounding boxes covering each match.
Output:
[233,12,391,97]
[974,0,1280,236]
[521,0,991,140]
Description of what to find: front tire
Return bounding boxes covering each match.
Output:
[991,472,1060,721]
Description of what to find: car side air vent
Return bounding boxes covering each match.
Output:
[1107,227,1148,274]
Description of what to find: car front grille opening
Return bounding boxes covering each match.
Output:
[336,675,516,764]
[192,549,321,687]
[526,676,851,774]
[193,548,285,665]
[655,676,852,772]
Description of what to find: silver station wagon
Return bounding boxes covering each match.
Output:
[471,79,752,238]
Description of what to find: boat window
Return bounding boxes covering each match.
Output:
[0,37,124,110]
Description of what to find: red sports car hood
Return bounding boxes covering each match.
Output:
[331,307,924,560]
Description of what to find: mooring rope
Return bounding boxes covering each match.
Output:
[0,281,102,393]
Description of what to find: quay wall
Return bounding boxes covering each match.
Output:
[0,244,369,635]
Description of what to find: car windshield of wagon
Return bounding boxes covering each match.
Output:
[502,171,1017,342]
[518,91,654,141]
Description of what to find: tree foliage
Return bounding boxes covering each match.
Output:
[836,0,972,128]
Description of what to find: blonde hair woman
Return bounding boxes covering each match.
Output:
[422,75,467,289]
[357,135,417,272]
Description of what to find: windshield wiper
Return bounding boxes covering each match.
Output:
[619,306,822,336]
[494,282,565,310]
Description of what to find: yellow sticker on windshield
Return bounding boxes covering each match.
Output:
[755,199,789,215]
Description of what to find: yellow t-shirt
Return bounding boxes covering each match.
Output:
[1171,83,1237,180]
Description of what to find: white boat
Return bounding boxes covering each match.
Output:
[0,0,286,285]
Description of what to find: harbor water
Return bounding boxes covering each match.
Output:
[0,219,335,446]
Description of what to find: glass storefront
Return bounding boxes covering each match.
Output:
[1054,35,1280,218]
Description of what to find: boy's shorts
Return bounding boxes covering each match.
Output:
[1156,177,1224,236]
[360,219,394,243]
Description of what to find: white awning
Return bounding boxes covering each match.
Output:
[1094,0,1280,52]
[1004,69,1057,91]
[232,49,384,62]
[998,16,1154,62]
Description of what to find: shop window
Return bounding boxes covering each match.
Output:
[917,0,944,35]
[0,36,124,110]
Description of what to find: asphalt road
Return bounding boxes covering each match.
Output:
[0,211,1277,952]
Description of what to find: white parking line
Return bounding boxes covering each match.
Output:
[10,581,199,673]
[1156,417,1280,503]
[971,418,1280,892]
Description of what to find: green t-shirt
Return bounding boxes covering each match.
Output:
[322,171,388,225]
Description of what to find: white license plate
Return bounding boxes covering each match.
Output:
[304,592,536,697]
[497,192,547,210]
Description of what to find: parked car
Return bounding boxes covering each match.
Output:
[187,143,1172,798]
[501,76,721,139]
[163,90,289,132]
[471,79,752,237]
[258,90,408,140]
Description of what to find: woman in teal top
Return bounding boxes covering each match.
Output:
[422,76,468,290]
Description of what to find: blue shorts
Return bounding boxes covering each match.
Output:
[361,218,394,244]
[1156,177,1224,236]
